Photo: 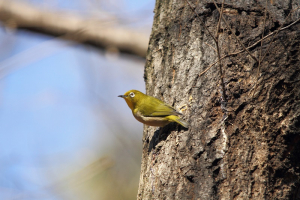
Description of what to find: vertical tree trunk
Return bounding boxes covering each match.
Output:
[138,0,300,199]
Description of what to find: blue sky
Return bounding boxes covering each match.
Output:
[0,0,154,199]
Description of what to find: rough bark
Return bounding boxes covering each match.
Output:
[138,0,300,199]
[0,0,149,57]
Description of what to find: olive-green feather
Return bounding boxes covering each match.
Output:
[138,95,180,117]
[165,115,189,128]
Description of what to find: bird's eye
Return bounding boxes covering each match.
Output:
[129,92,135,98]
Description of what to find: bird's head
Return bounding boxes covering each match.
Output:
[118,90,145,110]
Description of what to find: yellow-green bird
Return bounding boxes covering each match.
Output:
[118,90,188,128]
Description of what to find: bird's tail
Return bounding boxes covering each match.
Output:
[166,115,189,128]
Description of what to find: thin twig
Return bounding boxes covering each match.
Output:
[186,0,227,101]
[212,0,259,63]
[186,0,217,44]
[199,60,218,77]
[258,0,268,75]
[199,17,300,77]
[204,41,217,52]
[258,6,300,66]
[216,1,223,37]
[230,16,300,57]
[260,16,300,63]
[252,0,268,98]
[215,0,226,101]
[278,16,300,31]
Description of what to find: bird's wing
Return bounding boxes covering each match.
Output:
[139,96,181,117]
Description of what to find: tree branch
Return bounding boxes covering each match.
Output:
[0,0,149,57]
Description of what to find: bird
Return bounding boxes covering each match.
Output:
[118,90,188,128]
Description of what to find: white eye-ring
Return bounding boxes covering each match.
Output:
[129,92,135,98]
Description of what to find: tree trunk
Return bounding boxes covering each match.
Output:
[138,0,300,199]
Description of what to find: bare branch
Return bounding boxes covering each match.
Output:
[0,0,149,57]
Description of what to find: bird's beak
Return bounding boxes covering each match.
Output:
[118,95,127,98]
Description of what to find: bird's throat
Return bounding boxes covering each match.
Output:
[125,98,134,111]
